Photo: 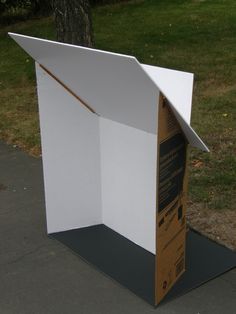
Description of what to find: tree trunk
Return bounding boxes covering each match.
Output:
[31,0,52,17]
[51,0,93,47]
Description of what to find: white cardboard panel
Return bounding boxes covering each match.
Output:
[9,33,209,151]
[141,64,193,124]
[169,103,209,152]
[36,63,102,233]
[9,34,210,252]
[9,33,158,134]
[141,64,209,152]
[100,117,157,254]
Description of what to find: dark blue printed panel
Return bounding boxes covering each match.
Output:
[158,133,186,213]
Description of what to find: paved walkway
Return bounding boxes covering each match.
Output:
[0,141,235,314]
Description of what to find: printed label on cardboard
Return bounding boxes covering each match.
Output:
[155,95,188,304]
[159,133,186,212]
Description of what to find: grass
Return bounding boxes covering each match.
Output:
[0,17,54,155]
[0,0,235,211]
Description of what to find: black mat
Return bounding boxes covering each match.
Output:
[51,224,155,304]
[162,230,236,304]
[51,224,236,306]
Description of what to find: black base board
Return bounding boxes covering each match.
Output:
[51,224,236,306]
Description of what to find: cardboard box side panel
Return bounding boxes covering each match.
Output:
[100,116,157,254]
[155,94,188,304]
[35,63,103,233]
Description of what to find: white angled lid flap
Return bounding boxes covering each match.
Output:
[141,63,194,124]
[9,32,209,151]
[8,32,158,134]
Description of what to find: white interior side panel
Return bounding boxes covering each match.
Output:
[36,63,102,233]
[100,117,157,254]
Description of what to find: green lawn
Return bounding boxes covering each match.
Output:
[0,0,235,211]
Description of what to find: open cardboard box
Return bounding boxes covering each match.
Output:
[9,33,236,306]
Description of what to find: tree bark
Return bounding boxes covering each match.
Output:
[51,0,94,47]
[31,0,52,16]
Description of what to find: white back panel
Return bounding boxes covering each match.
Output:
[100,117,157,254]
[10,33,158,134]
[36,63,102,233]
[141,64,194,124]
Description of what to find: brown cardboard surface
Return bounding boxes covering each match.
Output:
[155,94,188,304]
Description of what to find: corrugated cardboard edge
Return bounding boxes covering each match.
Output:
[39,63,98,115]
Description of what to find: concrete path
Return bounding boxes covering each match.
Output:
[0,141,235,314]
